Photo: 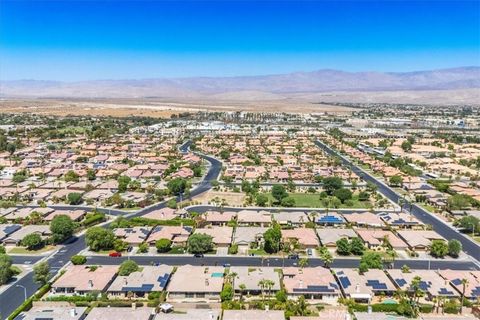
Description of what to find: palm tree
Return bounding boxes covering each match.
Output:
[460,278,468,314]
[299,258,309,270]
[239,283,246,302]
[258,279,267,303]
[319,247,334,268]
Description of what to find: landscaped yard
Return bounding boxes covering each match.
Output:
[262,193,372,209]
[8,245,56,254]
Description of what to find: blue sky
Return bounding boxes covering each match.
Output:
[1,0,479,81]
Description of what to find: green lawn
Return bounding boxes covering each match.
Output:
[248,248,269,256]
[8,245,56,254]
[262,193,371,209]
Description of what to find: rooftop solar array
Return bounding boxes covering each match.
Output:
[316,214,344,224]
[366,280,388,291]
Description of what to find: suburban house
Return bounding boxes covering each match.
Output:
[271,211,308,226]
[315,212,345,226]
[335,269,396,302]
[282,267,341,304]
[114,227,152,245]
[232,226,267,255]
[2,225,52,246]
[51,265,118,296]
[193,226,233,247]
[84,307,154,320]
[281,228,319,249]
[316,228,357,247]
[202,211,237,226]
[355,229,408,250]
[223,310,285,320]
[387,269,459,300]
[166,265,225,302]
[17,305,88,320]
[107,265,173,299]
[230,267,281,297]
[438,270,480,300]
[396,230,445,251]
[147,226,192,247]
[236,210,271,227]
[343,212,385,228]
[153,309,220,320]
[0,224,21,243]
[377,212,424,229]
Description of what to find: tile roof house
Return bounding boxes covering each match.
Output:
[154,309,220,320]
[236,210,272,227]
[281,228,319,248]
[233,226,267,254]
[377,212,424,229]
[107,265,173,298]
[343,212,385,228]
[335,269,396,302]
[387,269,459,300]
[355,229,408,250]
[17,305,87,320]
[271,211,308,226]
[194,226,233,247]
[52,265,118,296]
[316,228,357,247]
[84,307,153,320]
[166,265,225,302]
[223,310,285,320]
[142,208,178,221]
[2,225,52,246]
[396,230,445,251]
[282,267,340,304]
[114,227,152,245]
[230,267,281,297]
[147,226,192,246]
[438,270,480,300]
[0,224,21,242]
[202,211,237,226]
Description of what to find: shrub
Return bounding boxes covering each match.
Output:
[228,244,238,255]
[70,255,87,265]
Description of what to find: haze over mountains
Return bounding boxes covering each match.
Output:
[1,67,479,103]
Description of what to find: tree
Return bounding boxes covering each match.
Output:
[358,191,370,201]
[359,251,383,272]
[333,188,352,203]
[455,216,479,234]
[318,247,334,268]
[117,175,132,193]
[299,258,309,270]
[0,245,5,254]
[33,261,50,286]
[448,239,462,258]
[430,239,449,258]
[85,227,115,251]
[350,237,365,256]
[263,223,282,254]
[155,238,172,253]
[401,140,412,152]
[167,178,188,195]
[64,170,79,182]
[0,254,12,285]
[271,185,288,203]
[87,169,96,181]
[255,193,268,207]
[447,194,472,210]
[322,176,343,195]
[281,196,296,207]
[21,233,44,250]
[50,215,75,243]
[220,283,234,301]
[239,283,247,302]
[70,255,87,265]
[118,260,139,276]
[460,278,468,314]
[67,192,83,205]
[187,233,213,254]
[138,242,149,253]
[389,175,404,187]
[336,238,351,255]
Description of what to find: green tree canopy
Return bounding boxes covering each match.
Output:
[271,185,288,203]
[263,223,282,254]
[50,214,75,243]
[187,233,214,254]
[430,239,449,258]
[118,260,139,276]
[155,238,172,253]
[322,176,343,195]
[21,233,44,250]
[448,239,462,258]
[333,188,352,203]
[33,261,50,286]
[0,254,13,285]
[85,227,115,251]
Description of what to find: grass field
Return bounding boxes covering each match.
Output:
[262,193,370,209]
[8,245,56,254]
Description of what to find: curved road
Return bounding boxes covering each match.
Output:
[0,140,222,319]
[314,139,480,263]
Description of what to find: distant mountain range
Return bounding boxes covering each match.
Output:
[1,66,479,99]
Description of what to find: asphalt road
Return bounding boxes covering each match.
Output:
[0,140,222,319]
[86,255,479,271]
[314,139,480,263]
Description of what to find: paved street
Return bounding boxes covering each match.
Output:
[0,140,222,319]
[314,139,480,263]
[85,255,480,271]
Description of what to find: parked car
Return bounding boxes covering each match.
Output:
[307,249,313,256]
[194,253,204,258]
[109,251,122,257]
[288,254,299,260]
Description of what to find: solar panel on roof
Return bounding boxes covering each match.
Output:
[395,278,407,287]
[157,273,170,288]
[451,278,462,286]
[339,276,351,289]
[438,288,454,295]
[366,280,388,290]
